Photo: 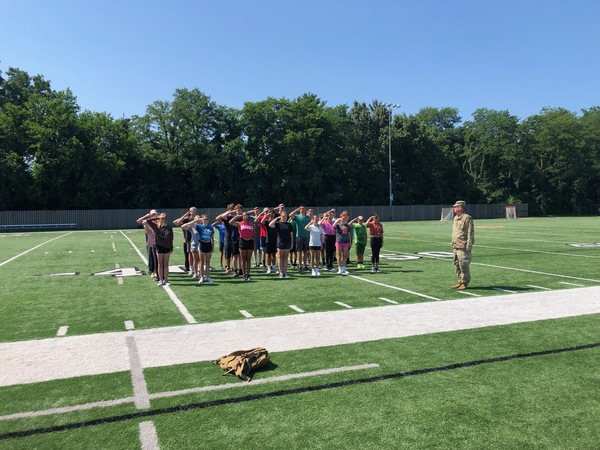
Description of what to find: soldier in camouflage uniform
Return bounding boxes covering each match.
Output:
[451,200,474,290]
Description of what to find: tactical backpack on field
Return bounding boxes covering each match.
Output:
[212,347,271,382]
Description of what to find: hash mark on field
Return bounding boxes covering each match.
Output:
[240,310,254,318]
[493,287,518,294]
[139,421,160,450]
[349,275,441,301]
[112,242,117,252]
[56,326,69,337]
[559,282,585,287]
[379,297,398,304]
[335,301,353,309]
[457,291,481,297]
[527,285,552,291]
[125,320,135,331]
[289,305,305,313]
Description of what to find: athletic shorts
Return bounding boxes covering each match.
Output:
[277,242,292,250]
[355,243,366,255]
[259,236,267,251]
[309,245,321,251]
[295,236,309,252]
[219,242,224,252]
[231,239,240,256]
[224,240,234,259]
[200,241,213,254]
[156,244,172,254]
[335,242,350,249]
[190,243,199,253]
[266,242,277,255]
[239,238,254,251]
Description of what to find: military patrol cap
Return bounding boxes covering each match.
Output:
[453,200,466,207]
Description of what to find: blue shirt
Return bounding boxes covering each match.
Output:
[213,224,226,244]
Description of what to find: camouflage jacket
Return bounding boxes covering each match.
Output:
[452,213,474,250]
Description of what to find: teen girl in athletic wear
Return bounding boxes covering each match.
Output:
[333,210,351,275]
[366,214,384,272]
[230,211,255,281]
[320,212,336,271]
[261,209,278,274]
[269,210,294,278]
[182,215,215,283]
[137,210,158,278]
[305,213,324,276]
[144,213,174,286]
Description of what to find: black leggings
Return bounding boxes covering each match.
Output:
[370,237,383,264]
[324,234,336,268]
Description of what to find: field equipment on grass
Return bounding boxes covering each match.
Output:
[212,347,271,381]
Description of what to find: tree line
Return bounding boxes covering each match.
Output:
[1,66,599,215]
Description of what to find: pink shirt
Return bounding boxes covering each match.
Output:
[239,221,254,239]
[321,221,335,235]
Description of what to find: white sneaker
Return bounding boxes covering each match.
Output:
[316,268,321,276]
[267,266,272,274]
[157,281,163,286]
[371,267,377,273]
[337,267,343,274]
[206,277,213,283]
[279,273,284,279]
[198,277,204,284]
[311,269,316,276]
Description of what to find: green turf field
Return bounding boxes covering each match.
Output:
[0,217,599,448]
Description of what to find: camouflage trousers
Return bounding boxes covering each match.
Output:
[453,248,471,286]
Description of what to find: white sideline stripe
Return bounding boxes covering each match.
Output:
[457,291,481,297]
[379,297,398,304]
[151,364,380,399]
[493,288,518,294]
[289,305,305,313]
[139,421,160,450]
[349,275,441,301]
[120,230,197,324]
[125,320,135,331]
[386,250,600,284]
[127,336,150,409]
[0,232,73,268]
[119,230,148,265]
[0,397,135,421]
[335,302,353,309]
[56,326,69,337]
[164,286,197,324]
[559,282,585,287]
[240,310,254,318]
[527,285,552,291]
[0,364,380,422]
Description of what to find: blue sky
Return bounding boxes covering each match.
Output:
[2,0,599,121]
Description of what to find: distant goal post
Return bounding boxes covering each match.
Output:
[440,207,454,222]
[505,205,517,219]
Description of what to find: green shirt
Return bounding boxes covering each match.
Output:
[293,214,310,238]
[352,223,367,244]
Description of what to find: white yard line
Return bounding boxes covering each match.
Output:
[379,297,399,305]
[289,305,305,313]
[120,231,197,324]
[349,274,441,301]
[493,287,518,294]
[457,291,481,297]
[139,421,160,450]
[386,250,600,284]
[335,302,353,309]
[126,336,150,409]
[239,310,254,318]
[559,281,585,287]
[0,232,73,268]
[0,364,379,422]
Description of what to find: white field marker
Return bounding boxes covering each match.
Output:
[559,282,585,287]
[112,241,117,252]
[0,232,72,268]
[139,421,160,450]
[335,301,353,309]
[493,287,518,294]
[349,275,441,301]
[457,291,481,297]
[126,336,150,409]
[527,285,552,291]
[379,297,398,304]
[125,320,135,331]
[117,277,123,285]
[289,305,305,313]
[56,326,69,337]
[239,310,254,318]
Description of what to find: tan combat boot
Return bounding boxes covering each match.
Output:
[450,282,462,289]
[457,284,467,290]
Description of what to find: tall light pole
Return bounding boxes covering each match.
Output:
[383,103,401,206]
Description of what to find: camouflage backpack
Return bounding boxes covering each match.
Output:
[212,347,271,382]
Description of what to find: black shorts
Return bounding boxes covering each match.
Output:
[277,242,292,250]
[219,242,224,252]
[231,239,240,256]
[156,244,172,254]
[200,241,213,254]
[266,242,277,255]
[239,238,254,251]
[309,245,321,251]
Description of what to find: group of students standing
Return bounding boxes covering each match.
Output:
[137,203,384,285]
